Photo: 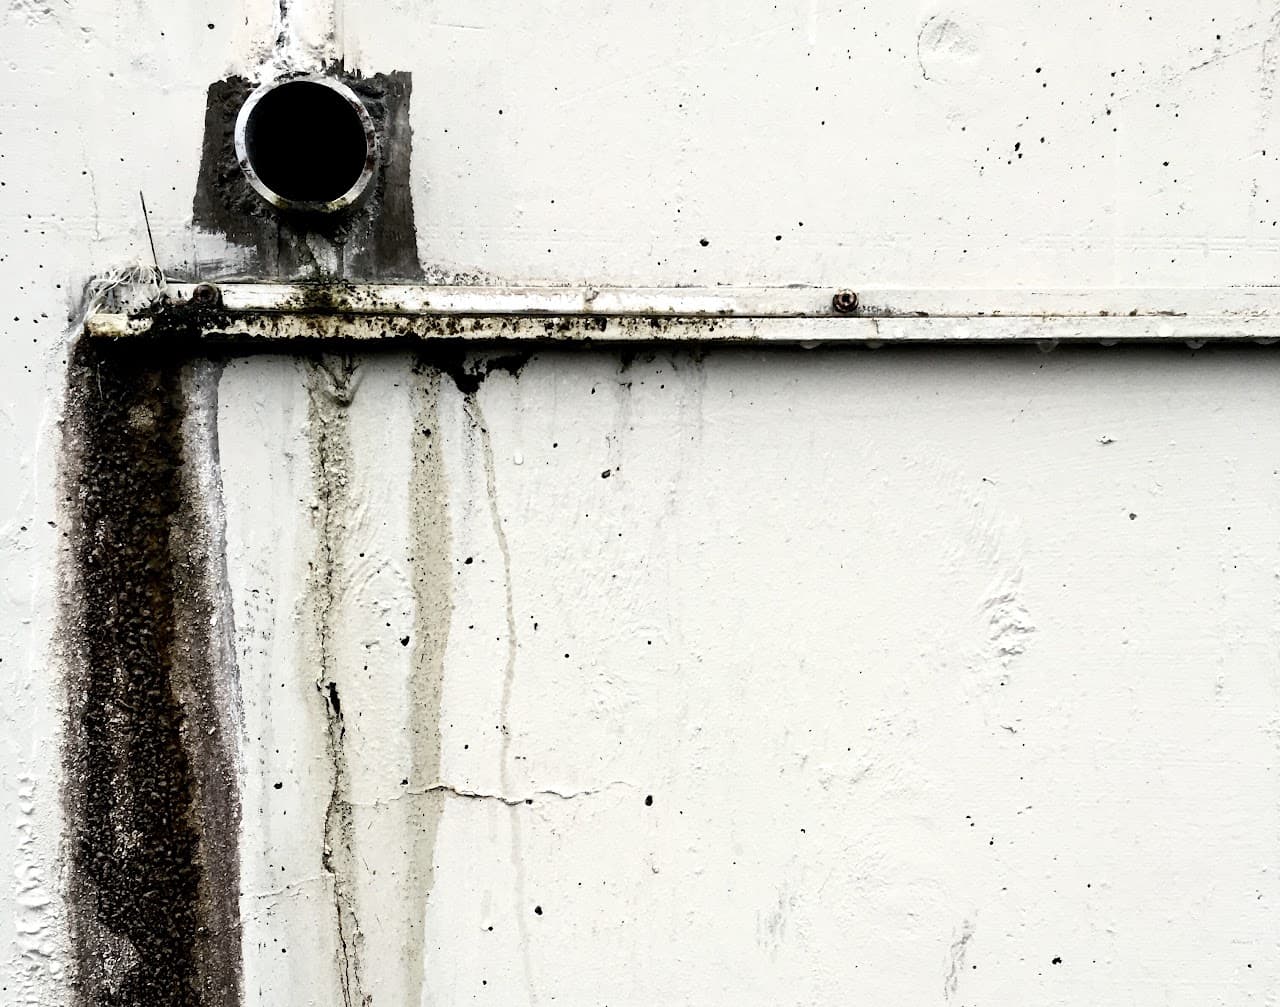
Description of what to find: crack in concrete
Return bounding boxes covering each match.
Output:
[307,356,365,1007]
[469,392,539,1005]
[363,781,635,809]
[247,875,330,901]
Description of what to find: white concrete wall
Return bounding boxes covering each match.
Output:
[3,1,1280,1004]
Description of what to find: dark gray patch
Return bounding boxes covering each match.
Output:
[411,349,534,395]
[344,73,421,279]
[60,338,241,1007]
[192,70,422,281]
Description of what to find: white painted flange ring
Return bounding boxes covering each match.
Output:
[234,75,378,214]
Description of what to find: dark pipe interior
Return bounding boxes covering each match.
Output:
[243,81,370,204]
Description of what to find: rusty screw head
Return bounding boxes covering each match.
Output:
[191,282,221,307]
[831,290,859,314]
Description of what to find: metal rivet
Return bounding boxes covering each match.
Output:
[191,283,221,306]
[831,290,859,314]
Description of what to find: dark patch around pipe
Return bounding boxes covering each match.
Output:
[60,338,241,1007]
[192,70,423,282]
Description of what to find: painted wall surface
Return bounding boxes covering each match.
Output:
[2,1,1279,1005]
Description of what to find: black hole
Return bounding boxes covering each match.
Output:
[243,80,370,205]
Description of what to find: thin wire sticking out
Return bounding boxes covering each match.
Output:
[139,191,165,287]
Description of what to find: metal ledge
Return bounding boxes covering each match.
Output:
[83,283,1280,344]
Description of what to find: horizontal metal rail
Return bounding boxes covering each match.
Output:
[83,283,1280,343]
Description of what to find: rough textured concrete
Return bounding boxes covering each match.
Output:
[2,1,1279,1005]
[60,342,241,1006]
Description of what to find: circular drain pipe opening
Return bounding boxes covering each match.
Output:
[235,76,377,213]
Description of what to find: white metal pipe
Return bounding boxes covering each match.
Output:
[83,310,1280,344]
[81,283,1280,342]
[151,283,1280,319]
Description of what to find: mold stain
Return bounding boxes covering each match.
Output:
[59,338,242,1007]
[12,772,61,1003]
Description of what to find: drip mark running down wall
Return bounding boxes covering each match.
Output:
[404,363,456,998]
[304,355,366,1007]
[467,389,539,1003]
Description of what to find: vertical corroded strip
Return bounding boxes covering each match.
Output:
[304,355,364,1007]
[60,339,242,1006]
[404,365,454,997]
[171,360,244,1007]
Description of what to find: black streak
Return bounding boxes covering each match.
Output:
[61,338,241,1007]
[417,348,534,395]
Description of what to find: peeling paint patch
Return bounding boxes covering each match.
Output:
[944,919,976,1001]
[917,14,984,84]
[983,576,1036,664]
[59,339,241,1006]
[11,773,65,1001]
